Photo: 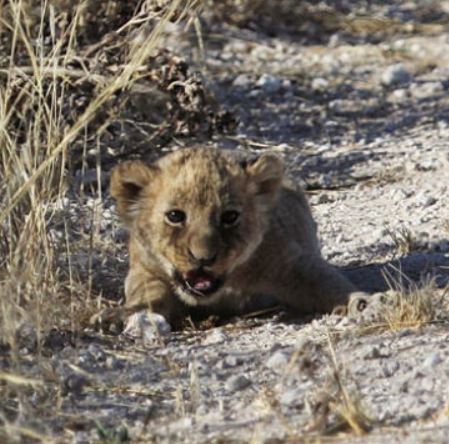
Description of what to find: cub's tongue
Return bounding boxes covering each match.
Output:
[185,270,215,292]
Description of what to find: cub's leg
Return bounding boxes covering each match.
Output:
[124,267,188,329]
[91,269,187,335]
[268,254,361,314]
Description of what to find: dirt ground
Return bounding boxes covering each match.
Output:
[2,1,449,442]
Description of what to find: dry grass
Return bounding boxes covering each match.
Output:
[299,330,372,438]
[0,0,201,344]
[351,269,449,336]
[322,329,372,436]
[381,274,447,332]
[387,226,418,256]
[0,0,202,440]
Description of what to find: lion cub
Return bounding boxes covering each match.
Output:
[111,148,359,329]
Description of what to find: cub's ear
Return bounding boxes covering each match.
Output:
[245,153,283,203]
[110,160,155,225]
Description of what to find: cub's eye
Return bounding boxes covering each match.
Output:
[165,210,186,225]
[221,210,240,227]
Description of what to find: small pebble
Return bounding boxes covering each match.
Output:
[105,355,123,370]
[233,74,251,88]
[266,350,290,371]
[388,88,409,102]
[16,324,38,353]
[416,193,437,207]
[381,64,411,86]
[382,361,400,378]
[226,374,252,391]
[423,352,442,368]
[311,77,329,90]
[203,329,228,345]
[63,373,87,396]
[256,74,282,93]
[88,344,106,362]
[391,187,412,202]
[223,356,241,368]
[280,388,304,408]
[123,312,171,343]
[113,227,128,242]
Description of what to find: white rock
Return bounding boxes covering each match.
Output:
[123,312,171,343]
[423,352,442,368]
[248,89,261,98]
[256,74,282,93]
[381,64,411,86]
[416,193,437,208]
[391,187,413,202]
[233,74,251,88]
[266,350,290,371]
[388,88,409,103]
[311,77,329,90]
[415,158,442,171]
[203,328,228,345]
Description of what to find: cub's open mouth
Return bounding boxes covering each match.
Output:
[175,269,223,297]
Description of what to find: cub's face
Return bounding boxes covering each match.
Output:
[111,148,283,306]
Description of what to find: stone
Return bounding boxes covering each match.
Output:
[87,344,106,362]
[382,361,400,377]
[226,374,252,391]
[15,324,38,353]
[381,64,411,86]
[391,187,413,202]
[256,74,282,93]
[423,352,442,368]
[416,193,437,208]
[203,329,228,345]
[266,350,290,371]
[311,77,329,90]
[410,81,444,99]
[123,312,171,343]
[388,88,409,103]
[233,74,251,88]
[63,373,87,396]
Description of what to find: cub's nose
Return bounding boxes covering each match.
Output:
[188,249,218,267]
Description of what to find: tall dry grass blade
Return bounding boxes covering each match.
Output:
[325,327,372,436]
[0,0,199,225]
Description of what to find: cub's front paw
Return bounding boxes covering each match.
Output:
[123,311,171,343]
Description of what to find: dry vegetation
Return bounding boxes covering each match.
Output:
[0,0,221,351]
[0,2,216,439]
[350,272,449,336]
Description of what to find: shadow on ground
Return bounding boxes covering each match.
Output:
[344,248,449,293]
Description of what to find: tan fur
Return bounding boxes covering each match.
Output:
[110,148,360,328]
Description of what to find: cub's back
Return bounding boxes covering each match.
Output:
[272,184,320,254]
